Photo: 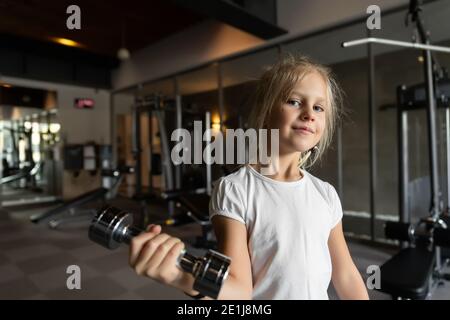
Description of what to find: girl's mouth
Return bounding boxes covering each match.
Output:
[292,126,314,135]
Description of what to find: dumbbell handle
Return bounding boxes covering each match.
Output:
[118,224,204,276]
[120,225,142,244]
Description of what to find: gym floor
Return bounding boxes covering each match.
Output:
[2,203,449,300]
[0,198,194,300]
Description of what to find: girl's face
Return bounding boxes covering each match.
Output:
[269,70,328,154]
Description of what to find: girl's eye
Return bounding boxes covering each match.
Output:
[287,99,301,108]
[314,105,324,112]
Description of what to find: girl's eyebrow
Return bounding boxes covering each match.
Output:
[291,90,326,104]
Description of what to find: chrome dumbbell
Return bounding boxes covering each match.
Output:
[88,205,231,299]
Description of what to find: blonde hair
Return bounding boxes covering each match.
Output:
[247,53,344,169]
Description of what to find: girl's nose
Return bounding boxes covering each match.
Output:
[299,106,315,122]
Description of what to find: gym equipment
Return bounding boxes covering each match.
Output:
[131,94,175,201]
[1,108,61,207]
[129,94,219,248]
[0,162,42,185]
[397,78,450,110]
[160,189,216,249]
[156,164,235,250]
[30,144,134,227]
[131,94,214,197]
[130,94,180,231]
[385,219,450,249]
[29,187,107,225]
[0,122,35,187]
[376,79,450,299]
[88,205,231,299]
[48,165,133,229]
[0,162,52,207]
[381,218,450,299]
[343,0,450,299]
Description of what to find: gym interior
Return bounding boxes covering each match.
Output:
[1,0,450,300]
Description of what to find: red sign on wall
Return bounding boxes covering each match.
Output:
[75,98,95,109]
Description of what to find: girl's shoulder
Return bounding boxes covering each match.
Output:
[303,171,340,207]
[212,166,249,197]
[303,170,328,189]
[217,165,249,184]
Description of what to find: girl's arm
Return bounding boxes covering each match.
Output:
[181,215,253,300]
[329,222,369,300]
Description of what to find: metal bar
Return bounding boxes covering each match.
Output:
[414,3,443,271]
[423,44,441,220]
[337,125,343,200]
[155,101,174,193]
[0,162,42,185]
[175,78,182,189]
[342,37,450,54]
[205,111,212,195]
[446,108,450,210]
[147,105,153,190]
[0,120,3,184]
[2,195,59,207]
[217,63,224,179]
[397,86,409,225]
[132,103,142,196]
[218,63,224,133]
[11,121,19,168]
[368,30,377,242]
[155,97,175,217]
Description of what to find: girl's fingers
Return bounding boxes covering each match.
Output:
[133,233,171,274]
[146,224,162,232]
[129,226,161,266]
[156,241,186,285]
[158,241,186,271]
[145,237,182,274]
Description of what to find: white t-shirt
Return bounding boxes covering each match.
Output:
[209,164,343,300]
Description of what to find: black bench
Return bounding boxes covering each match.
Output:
[378,246,436,299]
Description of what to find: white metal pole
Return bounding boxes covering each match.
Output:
[342,37,450,54]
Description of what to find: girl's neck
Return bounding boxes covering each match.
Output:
[251,152,303,182]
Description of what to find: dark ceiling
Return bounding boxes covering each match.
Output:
[0,0,286,90]
[0,0,206,57]
[0,0,287,60]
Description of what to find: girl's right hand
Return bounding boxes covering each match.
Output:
[129,224,188,289]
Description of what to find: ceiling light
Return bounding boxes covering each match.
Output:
[52,37,82,48]
[117,47,130,60]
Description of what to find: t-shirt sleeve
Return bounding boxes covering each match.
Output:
[209,177,246,225]
[327,183,343,229]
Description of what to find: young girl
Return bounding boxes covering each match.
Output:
[129,54,369,300]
